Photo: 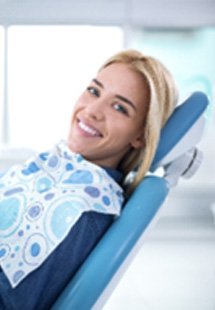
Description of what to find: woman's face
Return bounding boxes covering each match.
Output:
[67,62,149,168]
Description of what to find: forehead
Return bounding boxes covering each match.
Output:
[98,63,143,87]
[96,63,149,106]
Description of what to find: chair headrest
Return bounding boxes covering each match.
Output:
[150,91,209,172]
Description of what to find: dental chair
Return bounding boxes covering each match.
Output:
[52,91,209,310]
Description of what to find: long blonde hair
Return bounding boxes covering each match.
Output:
[100,49,178,193]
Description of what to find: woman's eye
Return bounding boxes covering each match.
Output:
[87,86,100,97]
[113,103,129,116]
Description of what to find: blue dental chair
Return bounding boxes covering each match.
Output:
[52,91,209,310]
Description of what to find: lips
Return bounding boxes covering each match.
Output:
[77,119,102,137]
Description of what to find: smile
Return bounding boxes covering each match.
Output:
[78,120,102,137]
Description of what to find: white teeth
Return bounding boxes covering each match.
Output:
[78,121,101,137]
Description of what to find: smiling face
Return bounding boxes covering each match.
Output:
[67,63,149,169]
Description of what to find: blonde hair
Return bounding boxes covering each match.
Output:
[100,49,178,193]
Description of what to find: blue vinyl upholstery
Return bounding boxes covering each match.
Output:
[151,91,208,170]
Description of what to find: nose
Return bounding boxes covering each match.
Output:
[85,98,105,121]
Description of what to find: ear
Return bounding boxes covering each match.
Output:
[131,134,145,149]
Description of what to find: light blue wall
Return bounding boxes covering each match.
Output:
[129,28,215,101]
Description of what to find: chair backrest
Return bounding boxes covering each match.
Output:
[52,91,209,310]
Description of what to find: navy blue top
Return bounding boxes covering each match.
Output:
[0,167,122,310]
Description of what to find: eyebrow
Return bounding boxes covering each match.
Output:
[93,78,104,88]
[92,78,137,111]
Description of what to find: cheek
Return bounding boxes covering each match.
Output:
[115,118,142,134]
[110,123,135,142]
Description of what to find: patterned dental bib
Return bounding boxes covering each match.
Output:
[0,141,124,288]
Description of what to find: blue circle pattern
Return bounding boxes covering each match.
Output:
[0,196,25,237]
[47,155,58,167]
[0,142,123,287]
[31,243,40,257]
[63,170,93,184]
[44,192,55,200]
[0,248,6,258]
[13,270,25,285]
[26,202,43,222]
[0,244,10,262]
[66,163,74,171]
[49,200,82,240]
[29,205,40,218]
[0,198,20,231]
[84,186,100,198]
[102,196,111,206]
[35,177,53,193]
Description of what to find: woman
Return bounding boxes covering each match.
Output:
[0,49,178,309]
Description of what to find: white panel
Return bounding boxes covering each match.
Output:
[131,0,215,27]
[0,0,125,25]
[0,0,215,26]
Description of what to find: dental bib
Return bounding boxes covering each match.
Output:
[0,141,123,288]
